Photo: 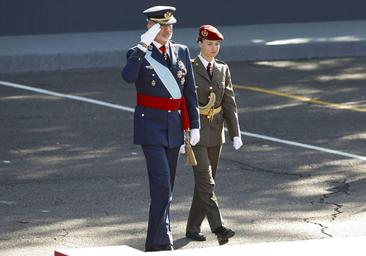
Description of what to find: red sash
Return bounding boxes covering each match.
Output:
[136,93,190,130]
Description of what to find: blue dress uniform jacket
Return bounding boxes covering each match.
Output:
[122,41,200,249]
[122,42,199,148]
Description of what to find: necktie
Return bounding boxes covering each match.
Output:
[207,62,212,79]
[159,45,170,65]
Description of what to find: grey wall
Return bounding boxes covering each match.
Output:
[1,0,366,36]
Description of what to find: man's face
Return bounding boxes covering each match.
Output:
[147,21,173,44]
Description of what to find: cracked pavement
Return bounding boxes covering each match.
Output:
[1,57,366,255]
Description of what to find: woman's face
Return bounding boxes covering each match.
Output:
[147,21,173,45]
[199,39,221,60]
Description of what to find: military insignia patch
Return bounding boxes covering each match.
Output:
[201,29,208,37]
[164,11,172,19]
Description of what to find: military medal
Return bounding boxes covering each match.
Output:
[151,80,156,86]
[180,77,185,85]
[163,53,169,61]
[177,70,183,78]
[178,60,186,73]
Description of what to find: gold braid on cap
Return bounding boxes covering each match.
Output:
[149,11,172,23]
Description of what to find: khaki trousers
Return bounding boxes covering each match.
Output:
[186,144,224,233]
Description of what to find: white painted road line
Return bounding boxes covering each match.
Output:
[1,80,366,161]
[0,80,134,113]
[241,131,366,161]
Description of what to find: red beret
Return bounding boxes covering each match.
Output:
[198,25,224,41]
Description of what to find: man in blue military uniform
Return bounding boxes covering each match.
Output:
[121,5,200,252]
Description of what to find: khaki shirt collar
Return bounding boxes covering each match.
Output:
[198,54,214,69]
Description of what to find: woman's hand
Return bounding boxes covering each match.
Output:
[189,128,200,146]
[233,136,243,150]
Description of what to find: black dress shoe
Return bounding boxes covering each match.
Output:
[214,226,235,245]
[186,232,207,241]
[162,244,174,251]
[145,244,174,252]
[145,245,160,252]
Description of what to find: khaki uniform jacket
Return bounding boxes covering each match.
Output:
[192,56,240,147]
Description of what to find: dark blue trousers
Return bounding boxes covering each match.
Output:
[142,145,180,247]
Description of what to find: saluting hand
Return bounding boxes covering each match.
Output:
[233,136,243,150]
[140,23,161,47]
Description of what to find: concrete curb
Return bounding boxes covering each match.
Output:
[1,20,366,74]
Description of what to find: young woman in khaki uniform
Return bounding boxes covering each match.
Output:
[185,25,243,245]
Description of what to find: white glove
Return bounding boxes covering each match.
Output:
[140,23,161,46]
[179,144,186,154]
[189,128,200,146]
[233,136,243,150]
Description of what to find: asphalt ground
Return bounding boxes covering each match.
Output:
[1,57,366,256]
